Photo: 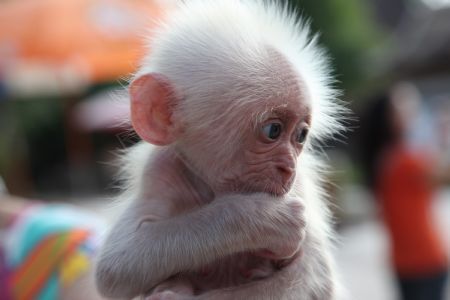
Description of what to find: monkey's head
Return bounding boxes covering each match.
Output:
[129,0,345,196]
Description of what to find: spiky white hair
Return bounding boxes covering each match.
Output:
[136,0,346,148]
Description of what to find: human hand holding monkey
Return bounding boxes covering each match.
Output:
[95,1,346,299]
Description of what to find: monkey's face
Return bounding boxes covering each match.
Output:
[196,96,311,197]
[234,101,310,196]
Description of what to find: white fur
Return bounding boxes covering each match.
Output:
[136,0,346,146]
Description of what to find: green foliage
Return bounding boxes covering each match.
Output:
[289,0,383,92]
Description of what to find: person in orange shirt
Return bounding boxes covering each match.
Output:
[360,83,449,300]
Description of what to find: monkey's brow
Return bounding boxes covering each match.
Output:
[267,106,309,121]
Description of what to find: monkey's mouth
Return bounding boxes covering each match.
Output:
[259,180,292,196]
[224,175,292,196]
[267,186,290,196]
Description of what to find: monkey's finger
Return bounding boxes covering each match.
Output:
[274,250,303,270]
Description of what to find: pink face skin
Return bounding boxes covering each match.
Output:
[182,86,312,198]
[223,99,311,196]
[173,100,311,198]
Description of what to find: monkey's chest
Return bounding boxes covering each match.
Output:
[188,252,277,293]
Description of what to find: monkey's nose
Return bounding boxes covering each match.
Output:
[277,165,294,185]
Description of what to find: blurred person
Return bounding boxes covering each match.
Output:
[360,83,450,300]
[436,100,450,165]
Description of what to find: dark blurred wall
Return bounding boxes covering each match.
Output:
[369,0,408,30]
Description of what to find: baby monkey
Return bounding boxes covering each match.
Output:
[96,0,346,299]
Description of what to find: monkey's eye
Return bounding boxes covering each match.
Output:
[262,123,282,140]
[297,128,309,144]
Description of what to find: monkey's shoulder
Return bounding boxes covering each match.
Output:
[140,147,213,210]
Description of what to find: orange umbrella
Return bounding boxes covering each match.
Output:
[0,0,167,85]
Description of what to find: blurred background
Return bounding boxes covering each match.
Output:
[0,0,449,299]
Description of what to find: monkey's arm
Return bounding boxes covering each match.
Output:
[196,234,338,300]
[95,193,304,298]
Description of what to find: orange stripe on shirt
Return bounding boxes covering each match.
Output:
[10,230,89,300]
[10,234,63,292]
[15,232,69,289]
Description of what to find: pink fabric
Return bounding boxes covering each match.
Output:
[0,247,12,300]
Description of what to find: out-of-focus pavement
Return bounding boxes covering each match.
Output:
[11,187,448,300]
[336,188,450,300]
[337,220,397,299]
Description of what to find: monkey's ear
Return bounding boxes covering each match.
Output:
[129,74,179,145]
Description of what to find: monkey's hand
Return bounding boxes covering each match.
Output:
[250,196,306,260]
